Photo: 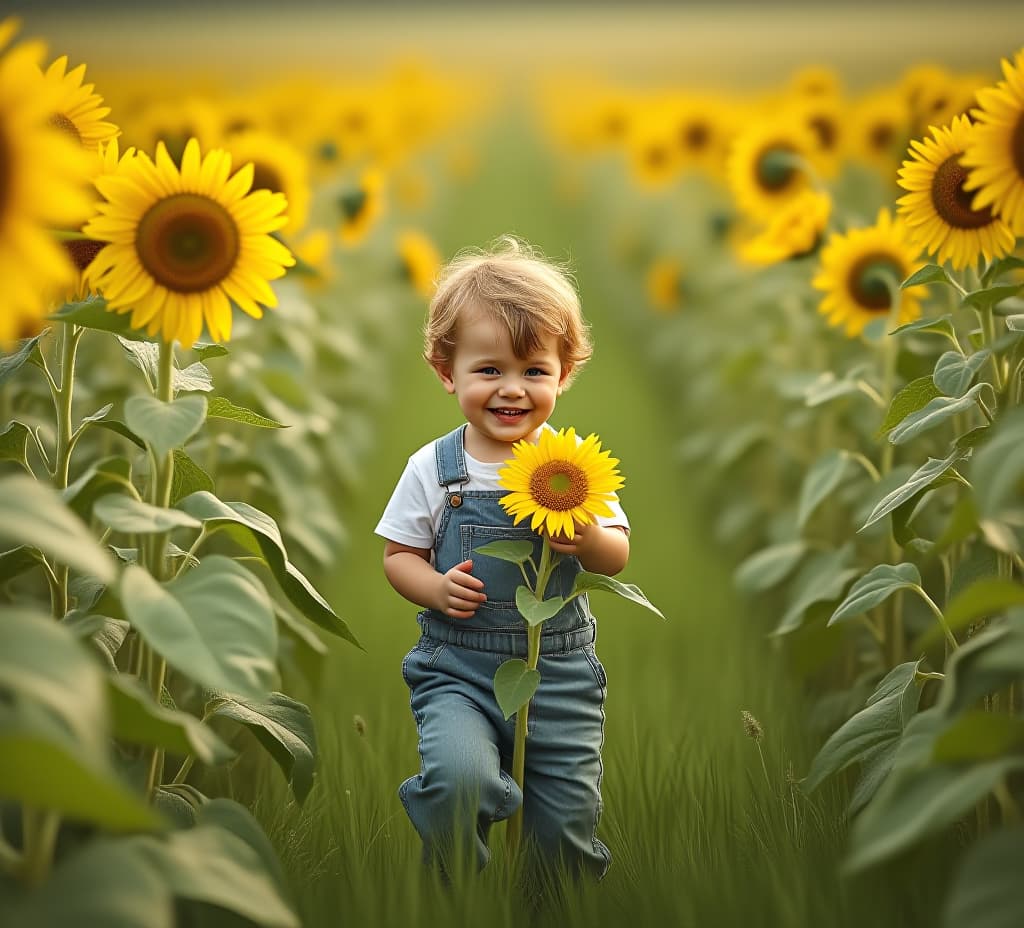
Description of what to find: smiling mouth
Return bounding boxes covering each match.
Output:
[490,408,528,418]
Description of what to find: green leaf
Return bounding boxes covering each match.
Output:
[108,673,235,766]
[803,372,862,407]
[177,491,359,647]
[982,255,1024,285]
[207,692,317,803]
[963,283,1024,311]
[493,658,541,721]
[473,539,535,565]
[860,451,966,531]
[849,741,900,816]
[933,349,991,397]
[170,449,214,504]
[877,376,943,436]
[63,455,135,519]
[118,336,160,381]
[933,711,1024,762]
[734,540,808,594]
[0,698,161,831]
[938,618,1024,716]
[0,545,42,583]
[3,837,174,928]
[943,826,1024,928]
[125,393,207,458]
[64,612,130,670]
[798,449,851,528]
[772,545,860,636]
[515,586,566,626]
[174,361,213,393]
[0,475,116,583]
[803,661,922,795]
[971,406,1024,535]
[917,578,1024,651]
[0,420,30,466]
[92,418,146,449]
[829,563,921,626]
[889,383,993,445]
[0,330,48,386]
[94,493,201,534]
[846,750,1024,872]
[51,296,153,341]
[901,264,954,288]
[889,314,959,347]
[196,799,290,896]
[194,342,229,361]
[570,570,665,618]
[130,823,300,928]
[120,556,277,699]
[0,607,108,756]
[207,396,287,428]
[1005,314,1024,333]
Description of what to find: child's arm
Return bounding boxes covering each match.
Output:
[383,541,487,619]
[546,521,630,576]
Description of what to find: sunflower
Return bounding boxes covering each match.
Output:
[134,97,221,165]
[645,257,684,313]
[738,189,831,266]
[812,208,926,337]
[224,129,310,235]
[670,93,737,178]
[498,427,624,541]
[726,117,823,222]
[0,19,93,345]
[338,167,384,245]
[626,100,682,188]
[397,229,441,298]
[962,48,1024,234]
[897,115,1016,270]
[40,55,118,152]
[848,88,910,175]
[83,137,295,346]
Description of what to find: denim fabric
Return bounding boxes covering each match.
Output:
[398,424,611,880]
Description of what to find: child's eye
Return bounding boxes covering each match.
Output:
[477,366,500,375]
[526,368,548,377]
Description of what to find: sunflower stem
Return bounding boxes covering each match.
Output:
[506,539,555,856]
[50,323,83,618]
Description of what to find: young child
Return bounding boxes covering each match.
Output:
[375,237,630,881]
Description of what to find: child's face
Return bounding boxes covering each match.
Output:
[433,306,570,456]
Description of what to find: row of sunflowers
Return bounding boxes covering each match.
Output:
[0,15,475,923]
[540,48,1024,925]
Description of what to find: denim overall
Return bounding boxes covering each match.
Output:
[399,424,611,879]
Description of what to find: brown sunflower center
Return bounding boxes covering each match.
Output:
[49,112,82,146]
[848,254,903,311]
[603,112,627,139]
[809,116,837,151]
[682,122,710,151]
[931,154,997,229]
[756,146,798,192]
[338,188,368,222]
[251,162,284,194]
[529,461,589,512]
[1012,110,1024,179]
[645,143,669,169]
[869,123,895,152]
[136,193,239,293]
[62,238,106,273]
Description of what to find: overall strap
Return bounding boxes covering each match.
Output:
[434,424,469,488]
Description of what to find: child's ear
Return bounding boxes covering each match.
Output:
[557,363,573,394]
[432,362,456,394]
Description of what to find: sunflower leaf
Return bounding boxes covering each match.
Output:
[0,330,49,386]
[828,563,921,626]
[570,571,665,619]
[901,265,954,289]
[982,255,1024,286]
[963,283,1024,311]
[125,394,207,458]
[53,297,155,341]
[888,383,993,445]
[515,587,566,626]
[933,349,991,398]
[493,659,541,721]
[888,314,959,348]
[473,540,534,565]
[877,376,943,437]
[207,396,287,429]
[860,450,967,532]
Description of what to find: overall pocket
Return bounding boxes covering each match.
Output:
[461,523,540,610]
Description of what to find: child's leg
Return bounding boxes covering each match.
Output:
[519,646,610,882]
[400,643,523,873]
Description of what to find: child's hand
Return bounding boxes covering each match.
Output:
[438,559,486,620]
[546,519,593,556]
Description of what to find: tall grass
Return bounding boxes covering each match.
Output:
[216,112,952,927]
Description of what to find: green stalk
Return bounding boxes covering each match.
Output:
[911,584,959,652]
[144,340,176,800]
[506,540,557,854]
[18,807,60,888]
[50,323,83,618]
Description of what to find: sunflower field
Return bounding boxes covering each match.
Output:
[1,4,1023,927]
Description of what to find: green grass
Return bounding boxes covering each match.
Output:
[224,112,950,927]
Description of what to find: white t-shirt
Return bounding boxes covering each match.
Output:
[375,428,630,553]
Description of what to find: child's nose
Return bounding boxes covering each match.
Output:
[498,379,525,397]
